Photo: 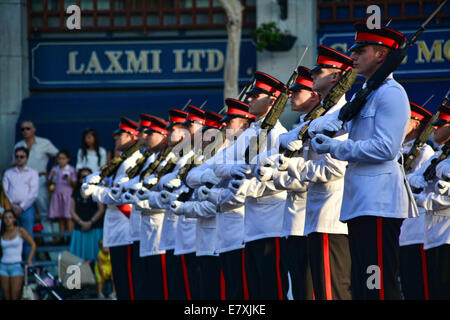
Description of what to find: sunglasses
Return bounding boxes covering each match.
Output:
[21,127,32,131]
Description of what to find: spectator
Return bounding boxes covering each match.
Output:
[94,239,115,299]
[69,168,105,262]
[13,121,58,242]
[0,181,12,215]
[0,209,36,300]
[48,150,77,243]
[76,128,107,173]
[3,147,39,260]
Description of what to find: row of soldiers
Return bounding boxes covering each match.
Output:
[80,21,450,300]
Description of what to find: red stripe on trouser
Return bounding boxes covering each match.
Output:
[180,254,192,300]
[322,234,333,300]
[160,254,169,300]
[376,217,385,300]
[220,269,226,300]
[275,238,284,300]
[126,245,135,300]
[420,244,429,300]
[241,249,250,300]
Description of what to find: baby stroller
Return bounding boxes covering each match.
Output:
[23,263,63,300]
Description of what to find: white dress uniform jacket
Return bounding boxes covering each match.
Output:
[399,140,435,246]
[90,148,142,248]
[186,147,245,254]
[408,152,450,250]
[213,120,287,242]
[288,97,348,235]
[323,74,412,221]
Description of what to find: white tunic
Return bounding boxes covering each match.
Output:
[325,74,412,221]
[90,149,142,247]
[398,140,435,246]
[408,153,450,250]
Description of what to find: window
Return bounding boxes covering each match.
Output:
[28,0,256,35]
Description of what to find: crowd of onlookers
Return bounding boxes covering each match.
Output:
[0,121,116,299]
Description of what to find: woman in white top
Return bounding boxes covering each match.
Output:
[76,128,107,173]
[0,210,36,300]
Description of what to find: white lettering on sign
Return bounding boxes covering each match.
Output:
[173,49,225,73]
[66,50,164,75]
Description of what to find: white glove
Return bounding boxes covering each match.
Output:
[159,190,173,204]
[311,134,341,154]
[286,157,306,181]
[170,201,184,215]
[164,178,181,190]
[198,185,211,201]
[435,180,450,195]
[322,119,343,133]
[136,187,151,201]
[144,175,158,188]
[230,164,251,179]
[85,172,101,184]
[408,174,428,190]
[255,166,275,182]
[435,161,450,180]
[111,186,122,197]
[121,191,138,204]
[200,169,220,186]
[308,117,342,137]
[207,189,222,206]
[229,179,250,196]
[413,192,428,208]
[81,183,95,197]
[286,139,303,152]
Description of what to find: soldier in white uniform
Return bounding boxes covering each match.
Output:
[82,117,142,300]
[275,49,353,300]
[120,116,171,300]
[398,102,435,299]
[409,104,450,300]
[185,99,255,300]
[213,72,288,300]
[309,23,411,300]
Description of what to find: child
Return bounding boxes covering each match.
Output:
[48,150,77,243]
[94,239,115,299]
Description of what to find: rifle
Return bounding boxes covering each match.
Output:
[402,90,450,173]
[90,141,141,185]
[283,67,357,158]
[126,148,153,179]
[411,141,450,193]
[319,0,448,139]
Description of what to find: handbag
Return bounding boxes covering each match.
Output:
[22,284,35,300]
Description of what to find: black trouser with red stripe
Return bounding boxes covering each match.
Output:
[426,244,450,300]
[137,253,169,300]
[198,255,222,300]
[220,248,249,300]
[308,232,352,300]
[179,252,201,300]
[244,237,288,300]
[347,216,403,300]
[165,249,189,300]
[399,243,429,300]
[280,236,314,300]
[130,241,146,299]
[110,244,134,300]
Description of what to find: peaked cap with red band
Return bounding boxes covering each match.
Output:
[432,104,450,126]
[183,105,206,125]
[311,45,353,73]
[246,71,287,98]
[144,116,169,135]
[410,102,432,123]
[289,66,314,92]
[203,111,224,131]
[349,22,406,52]
[137,113,154,131]
[167,109,188,129]
[116,117,139,136]
[222,98,256,123]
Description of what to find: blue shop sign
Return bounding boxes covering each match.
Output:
[318,27,450,79]
[30,38,256,89]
